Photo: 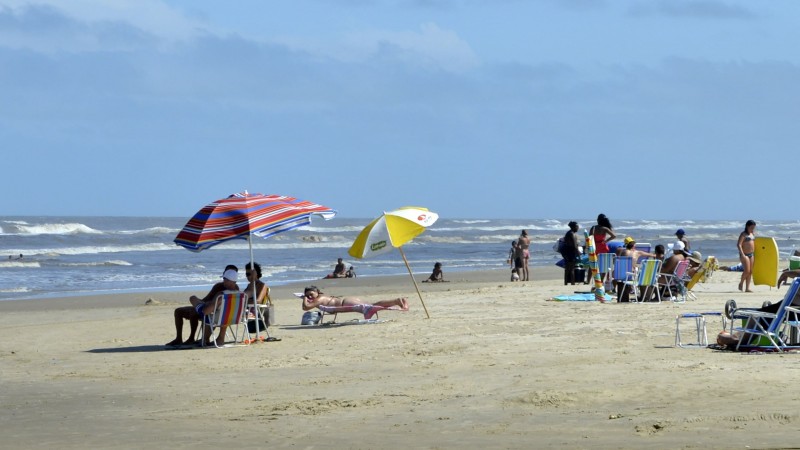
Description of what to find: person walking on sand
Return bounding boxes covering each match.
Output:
[737,220,757,292]
[518,230,531,281]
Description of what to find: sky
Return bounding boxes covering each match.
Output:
[1,0,799,220]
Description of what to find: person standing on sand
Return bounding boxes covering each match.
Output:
[590,214,616,285]
[737,220,757,292]
[560,222,581,285]
[518,230,531,281]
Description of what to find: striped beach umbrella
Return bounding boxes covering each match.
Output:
[175,191,336,338]
[584,229,606,302]
[175,191,336,252]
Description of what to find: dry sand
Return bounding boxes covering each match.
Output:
[2,264,799,449]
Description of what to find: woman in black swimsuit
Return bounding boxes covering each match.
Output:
[737,220,756,292]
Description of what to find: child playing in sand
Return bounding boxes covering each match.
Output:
[422,262,445,282]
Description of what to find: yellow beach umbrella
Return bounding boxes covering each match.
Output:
[348,207,438,318]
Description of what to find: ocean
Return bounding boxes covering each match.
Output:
[2,216,800,301]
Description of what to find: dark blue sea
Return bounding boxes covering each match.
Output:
[2,216,800,301]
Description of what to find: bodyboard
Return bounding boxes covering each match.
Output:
[753,237,779,287]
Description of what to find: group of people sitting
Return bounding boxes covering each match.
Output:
[325,258,356,279]
[166,261,414,346]
[165,262,268,347]
[559,226,706,302]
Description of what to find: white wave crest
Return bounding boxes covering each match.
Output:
[0,287,31,294]
[4,222,103,236]
[58,260,133,267]
[119,227,178,235]
[12,243,174,257]
[0,261,41,268]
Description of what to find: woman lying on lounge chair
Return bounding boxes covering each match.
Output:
[301,285,409,320]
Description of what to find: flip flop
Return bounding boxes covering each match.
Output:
[265,337,281,342]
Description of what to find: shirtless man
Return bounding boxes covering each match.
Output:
[301,285,409,319]
[660,241,688,285]
[617,236,656,262]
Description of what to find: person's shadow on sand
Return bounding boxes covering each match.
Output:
[88,345,184,353]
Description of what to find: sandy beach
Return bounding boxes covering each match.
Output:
[2,264,799,449]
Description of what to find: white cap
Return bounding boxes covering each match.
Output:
[673,241,685,251]
[222,269,238,281]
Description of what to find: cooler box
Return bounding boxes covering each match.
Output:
[790,256,800,270]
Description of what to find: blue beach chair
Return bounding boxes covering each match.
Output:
[727,277,800,352]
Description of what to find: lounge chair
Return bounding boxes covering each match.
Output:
[726,277,800,352]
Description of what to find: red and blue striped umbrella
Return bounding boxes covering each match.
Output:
[175,191,336,341]
[174,191,336,252]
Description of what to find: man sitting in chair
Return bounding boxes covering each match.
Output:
[301,285,409,320]
[166,265,239,347]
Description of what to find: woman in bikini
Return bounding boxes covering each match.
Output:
[517,230,531,281]
[301,286,409,319]
[737,219,757,292]
[589,214,616,285]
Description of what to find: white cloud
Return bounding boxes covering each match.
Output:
[277,22,479,73]
[0,0,208,53]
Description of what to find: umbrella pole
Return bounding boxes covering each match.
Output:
[248,235,260,341]
[398,247,430,319]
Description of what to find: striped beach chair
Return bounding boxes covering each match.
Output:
[611,256,634,301]
[597,252,615,290]
[202,291,249,348]
[631,259,663,303]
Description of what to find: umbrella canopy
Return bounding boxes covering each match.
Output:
[348,207,438,259]
[583,229,606,302]
[175,191,336,252]
[175,191,336,340]
[348,207,438,318]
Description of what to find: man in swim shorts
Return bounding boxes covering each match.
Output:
[165,265,239,347]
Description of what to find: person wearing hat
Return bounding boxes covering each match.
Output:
[617,236,656,262]
[675,229,690,251]
[659,241,689,283]
[686,250,703,277]
[166,265,240,347]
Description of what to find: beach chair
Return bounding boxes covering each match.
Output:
[611,256,634,302]
[728,277,800,352]
[246,285,278,343]
[294,293,387,325]
[685,256,717,293]
[597,253,615,289]
[626,259,662,303]
[660,259,691,303]
[200,291,249,348]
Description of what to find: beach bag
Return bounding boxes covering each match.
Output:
[301,311,321,325]
[553,238,564,253]
[247,305,275,333]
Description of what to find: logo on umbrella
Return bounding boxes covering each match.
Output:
[371,240,387,252]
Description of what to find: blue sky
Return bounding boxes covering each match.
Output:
[1,0,798,220]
